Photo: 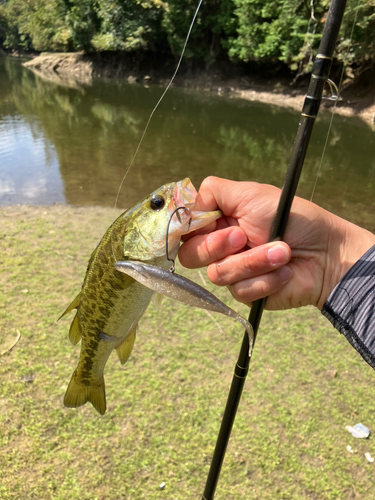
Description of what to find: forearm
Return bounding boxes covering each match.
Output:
[324,214,375,304]
[322,244,375,370]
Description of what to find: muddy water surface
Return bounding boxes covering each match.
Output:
[0,56,374,231]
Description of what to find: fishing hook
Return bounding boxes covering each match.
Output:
[110,0,203,264]
[165,206,192,273]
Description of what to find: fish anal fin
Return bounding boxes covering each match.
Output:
[68,313,82,345]
[152,292,164,312]
[116,327,137,365]
[64,371,106,415]
[58,292,81,321]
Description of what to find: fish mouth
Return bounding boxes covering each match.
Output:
[173,178,222,234]
[175,177,198,207]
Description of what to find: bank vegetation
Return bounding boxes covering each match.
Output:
[0,0,374,82]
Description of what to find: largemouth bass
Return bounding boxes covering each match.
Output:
[60,178,221,415]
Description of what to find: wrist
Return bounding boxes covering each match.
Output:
[319,214,375,309]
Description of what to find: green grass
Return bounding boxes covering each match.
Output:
[1,205,374,499]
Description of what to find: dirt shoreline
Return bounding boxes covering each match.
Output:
[23,52,375,127]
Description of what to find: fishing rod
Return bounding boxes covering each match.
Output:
[202,0,348,497]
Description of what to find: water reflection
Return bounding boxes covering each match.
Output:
[0,116,63,203]
[0,56,374,232]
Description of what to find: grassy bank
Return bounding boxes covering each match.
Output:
[1,205,374,499]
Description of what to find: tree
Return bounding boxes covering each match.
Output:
[0,0,373,76]
[91,0,166,52]
[162,0,237,67]
[1,0,71,51]
[227,0,375,76]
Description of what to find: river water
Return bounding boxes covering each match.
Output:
[0,56,374,231]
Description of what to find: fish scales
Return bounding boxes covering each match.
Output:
[64,213,155,414]
[61,178,222,415]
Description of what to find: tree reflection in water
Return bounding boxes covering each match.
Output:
[0,56,374,233]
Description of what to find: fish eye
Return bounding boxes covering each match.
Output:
[150,195,165,211]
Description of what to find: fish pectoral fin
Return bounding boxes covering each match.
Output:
[64,371,106,415]
[152,292,164,312]
[58,292,81,320]
[116,327,137,365]
[69,312,82,345]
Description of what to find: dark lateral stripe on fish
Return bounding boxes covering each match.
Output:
[62,179,224,415]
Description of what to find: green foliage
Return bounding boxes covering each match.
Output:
[0,0,374,72]
[1,0,71,51]
[91,0,165,52]
[227,0,327,65]
[227,0,375,74]
[0,9,9,44]
[337,0,375,67]
[161,0,237,66]
[64,0,100,51]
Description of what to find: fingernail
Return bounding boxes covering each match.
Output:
[228,228,246,249]
[267,244,289,264]
[279,266,292,283]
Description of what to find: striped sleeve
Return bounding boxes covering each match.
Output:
[321,244,375,370]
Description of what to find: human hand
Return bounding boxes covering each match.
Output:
[179,177,375,311]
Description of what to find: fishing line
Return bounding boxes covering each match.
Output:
[310,0,360,202]
[113,0,203,210]
[290,0,318,85]
[110,0,203,263]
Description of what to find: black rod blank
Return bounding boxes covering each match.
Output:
[202,0,348,497]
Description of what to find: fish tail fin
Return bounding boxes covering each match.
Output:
[64,371,106,415]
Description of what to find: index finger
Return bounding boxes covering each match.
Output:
[194,176,238,213]
[194,176,262,219]
[182,215,237,242]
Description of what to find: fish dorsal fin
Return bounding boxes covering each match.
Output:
[152,292,164,312]
[86,247,98,272]
[116,327,137,365]
[58,292,81,321]
[69,312,82,345]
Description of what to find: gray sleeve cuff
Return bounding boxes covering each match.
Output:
[321,244,375,370]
